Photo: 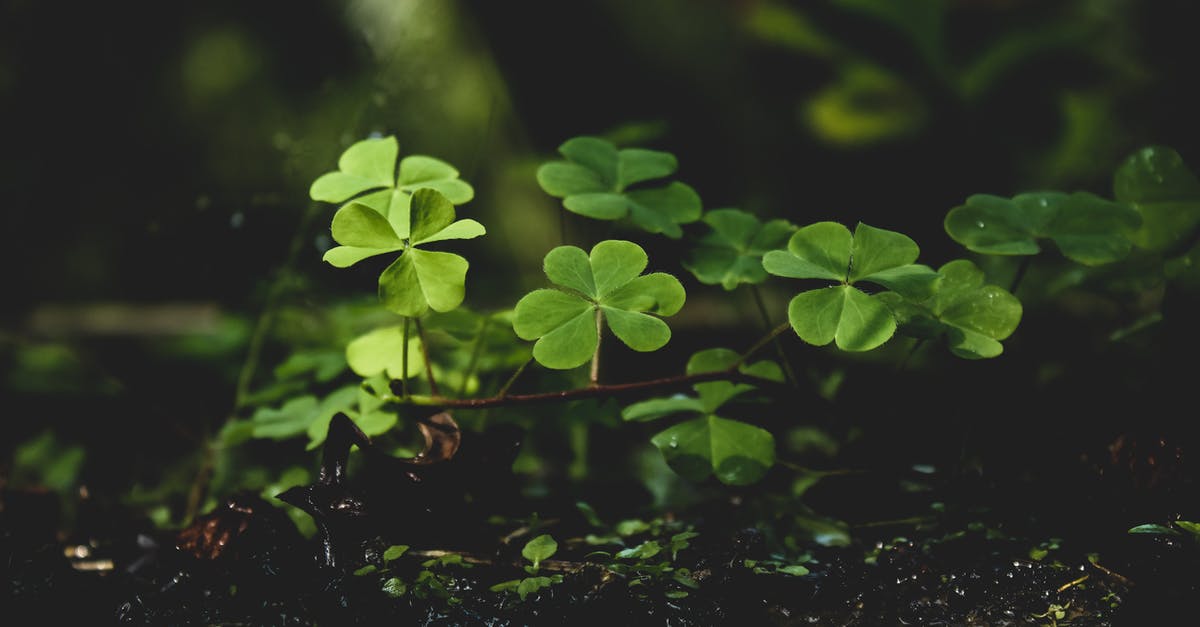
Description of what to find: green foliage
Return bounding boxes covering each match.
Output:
[944,191,1140,266]
[626,349,782,485]
[683,209,797,290]
[513,240,686,369]
[880,259,1023,359]
[310,136,474,208]
[490,534,564,601]
[1113,145,1200,253]
[536,136,701,238]
[763,221,938,351]
[324,188,486,316]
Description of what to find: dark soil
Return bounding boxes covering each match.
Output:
[6,447,1199,627]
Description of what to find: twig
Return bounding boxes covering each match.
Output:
[390,369,801,410]
[1088,559,1135,588]
[1057,574,1089,594]
[731,321,793,369]
[459,315,491,397]
[1009,255,1033,295]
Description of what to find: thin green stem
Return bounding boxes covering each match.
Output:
[1009,255,1033,295]
[459,315,492,397]
[497,357,533,399]
[401,317,411,399]
[589,308,603,387]
[750,285,799,387]
[732,321,793,369]
[413,317,439,397]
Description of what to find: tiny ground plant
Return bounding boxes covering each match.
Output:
[489,534,564,601]
[232,135,1200,516]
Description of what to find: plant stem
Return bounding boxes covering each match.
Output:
[589,308,603,387]
[459,315,491,397]
[497,357,533,399]
[750,285,799,387]
[394,369,798,410]
[732,321,793,369]
[401,317,411,399]
[413,317,439,397]
[1009,255,1033,294]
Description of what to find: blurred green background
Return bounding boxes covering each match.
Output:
[2,0,1198,518]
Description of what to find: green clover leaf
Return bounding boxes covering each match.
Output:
[323,188,485,317]
[683,209,797,290]
[944,191,1141,265]
[879,260,1022,359]
[513,240,685,369]
[651,415,776,486]
[762,222,939,351]
[536,136,702,238]
[309,136,474,210]
[622,349,781,486]
[1113,145,1200,254]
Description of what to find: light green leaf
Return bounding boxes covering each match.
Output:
[559,136,619,185]
[563,192,629,219]
[603,273,686,315]
[651,415,776,485]
[543,246,597,298]
[861,263,940,299]
[848,222,920,282]
[323,245,401,268]
[522,534,558,569]
[345,325,424,379]
[687,348,782,413]
[409,248,470,312]
[1114,146,1200,253]
[591,240,649,298]
[1045,192,1141,266]
[415,219,486,245]
[309,137,398,202]
[513,289,594,339]
[765,222,853,281]
[601,307,671,351]
[407,188,456,242]
[618,148,677,188]
[537,162,609,197]
[531,307,598,370]
[787,285,895,351]
[398,156,473,203]
[330,203,404,249]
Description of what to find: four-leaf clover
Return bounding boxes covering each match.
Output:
[536,137,702,238]
[323,188,485,317]
[513,240,686,369]
[763,222,939,351]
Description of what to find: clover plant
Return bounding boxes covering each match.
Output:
[513,240,685,371]
[762,221,939,351]
[536,136,701,238]
[683,209,797,290]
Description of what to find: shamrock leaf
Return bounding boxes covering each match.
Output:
[322,188,485,317]
[879,259,1022,359]
[513,240,685,369]
[944,191,1141,265]
[536,136,702,238]
[651,415,776,486]
[310,136,474,209]
[622,349,781,486]
[762,222,939,351]
[345,325,426,380]
[1113,145,1200,254]
[683,209,797,290]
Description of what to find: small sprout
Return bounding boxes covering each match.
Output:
[353,565,377,576]
[522,534,559,572]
